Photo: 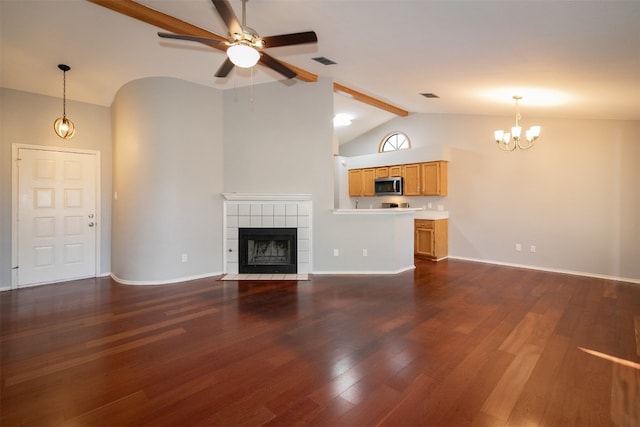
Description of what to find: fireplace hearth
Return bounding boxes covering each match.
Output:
[239,228,297,274]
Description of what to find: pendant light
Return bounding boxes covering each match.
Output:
[53,64,76,139]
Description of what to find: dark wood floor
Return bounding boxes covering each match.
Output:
[1,259,639,426]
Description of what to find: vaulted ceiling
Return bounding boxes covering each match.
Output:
[2,0,639,143]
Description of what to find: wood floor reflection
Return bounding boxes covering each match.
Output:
[1,259,639,426]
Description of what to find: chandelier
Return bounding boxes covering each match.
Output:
[494,96,540,151]
[53,64,76,139]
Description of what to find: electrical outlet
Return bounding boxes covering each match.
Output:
[362,249,368,257]
[530,245,536,253]
[181,253,188,263]
[515,243,522,252]
[427,202,433,209]
[333,248,339,257]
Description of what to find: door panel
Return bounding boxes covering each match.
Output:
[18,148,97,287]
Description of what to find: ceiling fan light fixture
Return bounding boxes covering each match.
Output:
[227,43,260,68]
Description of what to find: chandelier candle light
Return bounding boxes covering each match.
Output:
[494,96,541,151]
[53,64,76,139]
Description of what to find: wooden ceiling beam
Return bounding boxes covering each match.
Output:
[333,82,409,117]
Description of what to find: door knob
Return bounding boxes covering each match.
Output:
[88,222,95,227]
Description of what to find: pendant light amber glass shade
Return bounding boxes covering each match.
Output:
[53,116,76,139]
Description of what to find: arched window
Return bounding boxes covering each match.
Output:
[379,131,411,152]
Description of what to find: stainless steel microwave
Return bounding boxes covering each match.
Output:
[374,177,403,196]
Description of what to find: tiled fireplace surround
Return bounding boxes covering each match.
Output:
[223,194,312,275]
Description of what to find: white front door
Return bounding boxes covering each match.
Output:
[17,148,97,287]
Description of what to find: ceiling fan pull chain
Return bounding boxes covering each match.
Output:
[250,66,255,109]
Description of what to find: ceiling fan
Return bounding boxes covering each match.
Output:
[158,0,318,79]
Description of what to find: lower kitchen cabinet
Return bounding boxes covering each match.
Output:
[415,219,448,260]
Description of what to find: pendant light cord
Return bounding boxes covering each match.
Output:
[62,70,67,118]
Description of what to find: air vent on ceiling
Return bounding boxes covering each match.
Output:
[312,56,337,65]
[420,93,440,98]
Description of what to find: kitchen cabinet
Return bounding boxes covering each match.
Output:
[421,161,448,196]
[375,167,389,178]
[348,168,375,197]
[389,165,403,177]
[362,168,375,196]
[348,169,362,197]
[349,161,447,198]
[403,164,421,196]
[415,219,448,260]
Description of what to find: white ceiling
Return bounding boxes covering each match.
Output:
[2,0,639,144]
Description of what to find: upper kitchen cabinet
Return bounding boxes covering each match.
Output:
[348,161,447,197]
[389,165,403,177]
[349,168,376,197]
[421,161,448,196]
[375,167,389,178]
[403,164,421,196]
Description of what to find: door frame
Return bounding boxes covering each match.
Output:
[11,143,102,289]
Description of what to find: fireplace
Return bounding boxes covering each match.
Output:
[223,193,312,275]
[238,228,297,274]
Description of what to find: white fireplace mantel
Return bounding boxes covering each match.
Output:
[222,193,312,202]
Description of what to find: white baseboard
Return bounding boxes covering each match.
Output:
[312,265,416,275]
[110,271,223,286]
[447,256,640,285]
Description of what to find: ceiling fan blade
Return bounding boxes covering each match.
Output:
[259,53,297,79]
[215,58,235,78]
[211,0,243,38]
[158,32,224,47]
[261,31,318,48]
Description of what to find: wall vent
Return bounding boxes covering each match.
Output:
[420,93,440,98]
[312,56,337,65]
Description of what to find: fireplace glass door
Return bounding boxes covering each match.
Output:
[238,228,297,274]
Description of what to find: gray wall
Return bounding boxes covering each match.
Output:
[0,88,112,288]
[110,77,224,283]
[222,78,336,271]
[3,80,638,285]
[340,113,640,282]
[221,78,418,273]
[222,78,334,197]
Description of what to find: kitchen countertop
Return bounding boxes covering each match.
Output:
[414,210,449,220]
[333,208,449,219]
